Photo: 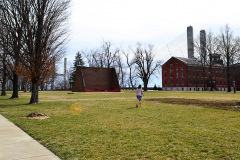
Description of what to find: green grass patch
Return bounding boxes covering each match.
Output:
[0,91,240,159]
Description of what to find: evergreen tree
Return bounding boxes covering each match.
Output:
[70,52,85,88]
[153,84,158,91]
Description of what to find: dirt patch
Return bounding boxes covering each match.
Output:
[24,112,50,120]
[148,98,240,111]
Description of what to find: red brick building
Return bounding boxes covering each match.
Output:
[162,26,240,91]
[162,56,229,91]
[230,63,240,91]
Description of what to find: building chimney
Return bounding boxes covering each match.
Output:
[187,26,194,59]
[200,30,206,60]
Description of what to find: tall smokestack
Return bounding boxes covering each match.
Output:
[187,26,194,59]
[200,30,206,60]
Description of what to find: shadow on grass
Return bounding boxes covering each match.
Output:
[147,98,240,112]
[126,107,138,110]
[0,103,32,108]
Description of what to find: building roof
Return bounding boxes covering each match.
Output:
[231,63,240,67]
[174,57,201,66]
[163,56,225,68]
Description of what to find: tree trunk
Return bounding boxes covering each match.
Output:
[227,66,231,92]
[203,68,206,90]
[1,59,7,96]
[23,80,28,92]
[129,68,134,90]
[30,83,39,104]
[10,73,19,99]
[143,78,148,91]
[1,80,6,96]
[40,83,44,91]
[227,52,231,92]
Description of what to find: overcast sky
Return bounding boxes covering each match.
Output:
[66,0,240,61]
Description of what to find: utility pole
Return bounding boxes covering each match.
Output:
[64,58,67,90]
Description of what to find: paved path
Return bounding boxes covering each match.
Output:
[0,114,60,160]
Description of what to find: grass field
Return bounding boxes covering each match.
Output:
[0,91,240,159]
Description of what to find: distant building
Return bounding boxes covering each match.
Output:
[162,56,228,91]
[161,26,240,91]
[230,63,240,91]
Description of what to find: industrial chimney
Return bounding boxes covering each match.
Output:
[200,30,206,60]
[187,26,194,59]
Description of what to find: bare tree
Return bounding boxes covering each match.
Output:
[0,0,71,103]
[0,1,25,98]
[206,31,222,91]
[217,25,240,92]
[115,52,126,88]
[101,41,119,68]
[0,46,7,96]
[122,49,136,90]
[83,40,119,68]
[132,43,161,91]
[195,30,221,91]
[0,52,18,96]
[0,8,7,96]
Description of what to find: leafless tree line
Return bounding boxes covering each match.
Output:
[195,25,240,92]
[0,0,71,103]
[80,41,162,91]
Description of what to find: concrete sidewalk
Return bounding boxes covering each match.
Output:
[0,114,60,160]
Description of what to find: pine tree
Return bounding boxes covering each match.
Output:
[69,52,85,89]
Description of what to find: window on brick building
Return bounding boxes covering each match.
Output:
[165,68,167,72]
[176,66,178,70]
[165,81,167,85]
[196,72,199,77]
[176,61,178,64]
[220,81,222,85]
[171,80,173,85]
[165,73,167,78]
[176,80,178,85]
[171,66,173,70]
[171,72,173,78]
[176,72,178,78]
[182,80,184,85]
[181,66,183,70]
[181,72,183,77]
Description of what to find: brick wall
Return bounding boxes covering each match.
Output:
[162,57,229,91]
[72,67,120,92]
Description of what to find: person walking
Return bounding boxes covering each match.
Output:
[136,85,143,107]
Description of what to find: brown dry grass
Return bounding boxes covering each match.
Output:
[148,97,240,111]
